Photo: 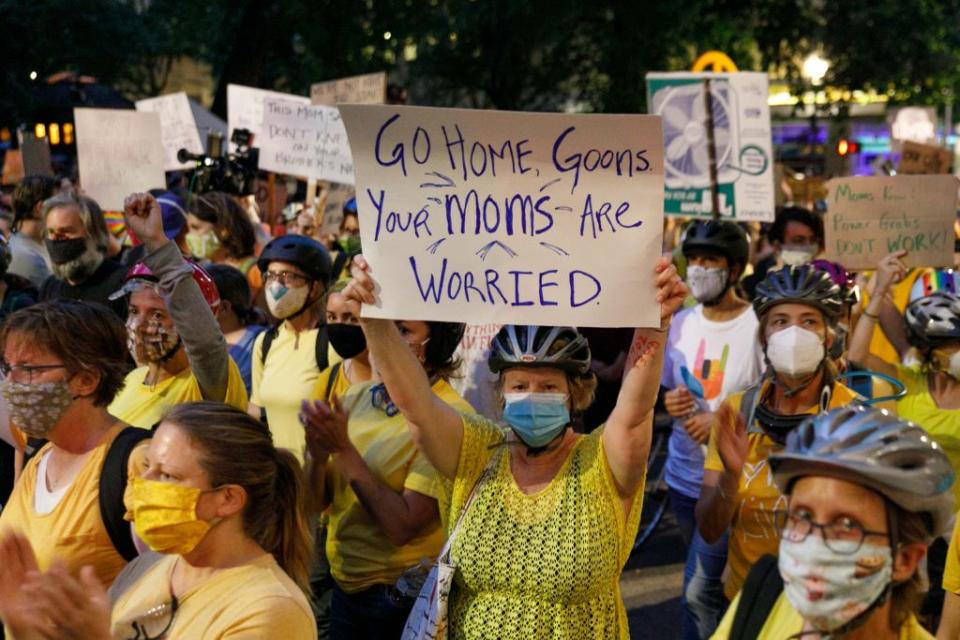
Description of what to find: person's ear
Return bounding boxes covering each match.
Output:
[213,484,247,519]
[32,201,43,219]
[892,542,927,582]
[217,299,232,319]
[69,367,101,400]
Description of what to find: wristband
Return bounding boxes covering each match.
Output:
[862,310,879,320]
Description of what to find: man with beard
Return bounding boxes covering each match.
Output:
[38,191,128,318]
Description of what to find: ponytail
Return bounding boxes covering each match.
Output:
[265,449,314,596]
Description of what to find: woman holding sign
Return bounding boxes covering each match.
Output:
[339,253,686,638]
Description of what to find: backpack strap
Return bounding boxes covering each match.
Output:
[99,426,152,562]
[728,554,783,640]
[740,380,765,436]
[324,362,342,404]
[331,250,352,284]
[314,324,329,373]
[259,326,279,424]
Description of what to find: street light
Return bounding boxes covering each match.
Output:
[802,53,830,86]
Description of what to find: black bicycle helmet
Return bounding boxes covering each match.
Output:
[753,265,844,322]
[771,405,955,538]
[258,234,332,284]
[488,325,591,376]
[681,220,750,269]
[425,321,466,370]
[904,292,960,350]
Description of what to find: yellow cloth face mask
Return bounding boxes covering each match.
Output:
[129,477,216,555]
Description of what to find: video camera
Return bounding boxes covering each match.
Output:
[177,129,260,196]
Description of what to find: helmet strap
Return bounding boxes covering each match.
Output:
[282,279,322,324]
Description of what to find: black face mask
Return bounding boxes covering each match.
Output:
[327,323,367,360]
[45,237,87,265]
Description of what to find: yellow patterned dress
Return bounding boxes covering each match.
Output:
[443,413,645,639]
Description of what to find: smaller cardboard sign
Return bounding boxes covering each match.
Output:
[824,175,958,270]
[135,92,204,171]
[258,98,354,183]
[74,108,166,210]
[899,140,952,175]
[310,72,387,106]
[1,151,23,186]
[887,106,937,153]
[18,133,53,177]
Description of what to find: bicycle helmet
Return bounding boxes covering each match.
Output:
[681,220,750,270]
[770,405,955,538]
[904,292,960,349]
[810,259,858,307]
[258,234,332,284]
[110,261,221,314]
[488,325,591,376]
[909,268,959,303]
[753,265,844,322]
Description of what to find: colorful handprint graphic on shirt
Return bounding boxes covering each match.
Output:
[679,339,729,401]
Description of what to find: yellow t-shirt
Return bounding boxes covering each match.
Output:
[0,424,147,588]
[894,364,960,503]
[705,381,859,599]
[444,413,645,640]
[251,324,341,464]
[943,517,960,593]
[109,359,248,428]
[309,361,352,405]
[711,591,932,639]
[862,270,922,365]
[111,553,316,640]
[326,378,472,593]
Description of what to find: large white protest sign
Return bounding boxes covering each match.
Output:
[226,84,309,152]
[311,72,387,106]
[136,92,204,171]
[74,108,166,210]
[258,98,354,183]
[646,72,774,221]
[340,105,665,328]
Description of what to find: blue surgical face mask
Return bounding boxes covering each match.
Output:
[502,392,570,448]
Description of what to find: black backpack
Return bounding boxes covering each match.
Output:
[728,554,783,639]
[24,426,151,562]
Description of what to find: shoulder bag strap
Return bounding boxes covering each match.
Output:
[437,447,502,564]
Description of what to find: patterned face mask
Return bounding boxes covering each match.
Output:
[1,379,74,438]
[126,317,181,364]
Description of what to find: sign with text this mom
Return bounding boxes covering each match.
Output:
[824,175,959,270]
[339,105,665,327]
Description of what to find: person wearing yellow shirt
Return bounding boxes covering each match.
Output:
[0,402,317,640]
[938,517,960,639]
[301,318,471,640]
[336,254,687,639]
[107,193,248,427]
[250,234,338,464]
[697,265,858,601]
[713,406,952,640]
[0,300,142,604]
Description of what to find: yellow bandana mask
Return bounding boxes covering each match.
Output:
[129,476,218,555]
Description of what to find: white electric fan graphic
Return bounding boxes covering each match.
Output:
[653,82,738,189]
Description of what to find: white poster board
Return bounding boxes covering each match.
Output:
[340,105,665,328]
[311,72,387,106]
[646,71,775,221]
[136,92,204,171]
[887,106,938,153]
[258,98,354,183]
[74,108,166,210]
[226,84,309,152]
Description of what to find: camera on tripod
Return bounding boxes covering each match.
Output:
[177,129,260,196]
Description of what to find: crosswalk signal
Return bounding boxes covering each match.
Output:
[837,138,861,156]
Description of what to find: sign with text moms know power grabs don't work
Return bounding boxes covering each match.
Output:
[823,175,959,270]
[339,105,665,328]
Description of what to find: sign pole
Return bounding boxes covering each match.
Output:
[703,79,721,220]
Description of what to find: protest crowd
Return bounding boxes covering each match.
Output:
[2,68,960,640]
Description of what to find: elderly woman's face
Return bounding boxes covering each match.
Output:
[501,367,570,396]
[786,476,889,548]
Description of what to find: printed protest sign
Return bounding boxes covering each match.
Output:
[646,72,774,221]
[340,105,665,328]
[899,140,952,175]
[258,98,354,183]
[74,108,166,210]
[136,92,204,170]
[227,84,309,152]
[311,72,387,106]
[823,175,958,270]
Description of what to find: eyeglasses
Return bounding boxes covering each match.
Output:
[0,362,67,384]
[775,509,889,554]
[123,596,179,640]
[264,270,309,286]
